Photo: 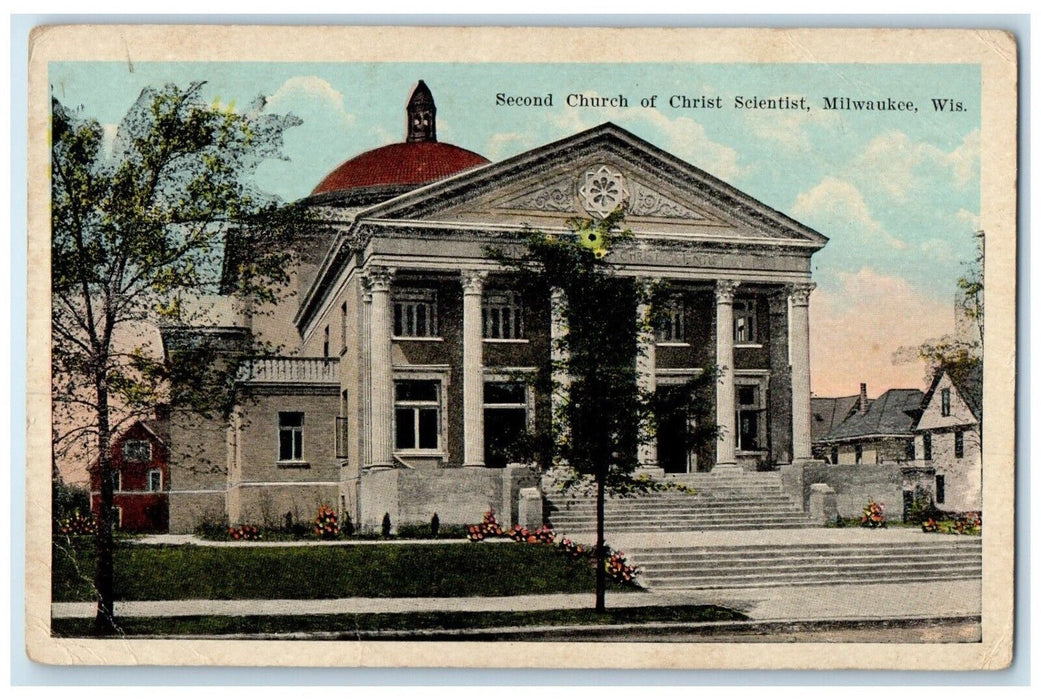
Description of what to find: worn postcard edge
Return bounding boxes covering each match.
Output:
[23,24,1018,671]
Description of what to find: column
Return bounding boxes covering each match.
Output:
[360,282,373,467]
[364,266,395,468]
[462,270,487,467]
[636,287,658,470]
[789,282,816,462]
[714,280,740,472]
[550,287,570,444]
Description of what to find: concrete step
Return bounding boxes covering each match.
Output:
[645,569,982,590]
[634,554,982,575]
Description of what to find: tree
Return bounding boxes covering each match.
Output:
[50,82,307,634]
[490,212,716,611]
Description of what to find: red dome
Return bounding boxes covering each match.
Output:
[312,141,490,196]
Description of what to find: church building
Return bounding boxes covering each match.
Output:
[163,81,828,534]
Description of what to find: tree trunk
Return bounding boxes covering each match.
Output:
[93,377,117,636]
[595,470,606,612]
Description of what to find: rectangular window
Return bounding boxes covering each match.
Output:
[923,433,933,461]
[941,388,951,417]
[484,381,529,468]
[905,439,916,461]
[393,289,438,338]
[656,298,685,343]
[733,298,757,344]
[278,412,304,462]
[394,380,441,450]
[147,469,162,492]
[340,301,348,351]
[323,325,330,359]
[483,291,524,339]
[123,440,151,463]
[110,470,121,492]
[855,445,863,464]
[735,383,765,451]
[955,430,964,458]
[830,446,839,465]
[935,474,946,504]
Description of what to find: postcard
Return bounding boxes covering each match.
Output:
[25,24,1017,669]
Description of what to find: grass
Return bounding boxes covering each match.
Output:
[51,605,744,638]
[52,539,635,602]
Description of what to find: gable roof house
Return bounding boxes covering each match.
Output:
[161,81,829,534]
[913,365,983,513]
[90,416,170,533]
[813,383,924,466]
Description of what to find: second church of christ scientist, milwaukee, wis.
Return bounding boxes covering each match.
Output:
[161,81,827,533]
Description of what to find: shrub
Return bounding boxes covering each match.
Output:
[228,524,261,541]
[921,517,940,533]
[381,512,392,538]
[430,513,440,538]
[57,510,97,537]
[953,512,982,535]
[314,504,340,540]
[906,488,940,524]
[195,516,231,540]
[860,501,886,528]
[559,537,586,559]
[342,512,355,536]
[604,549,639,585]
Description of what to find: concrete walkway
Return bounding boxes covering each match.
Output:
[51,579,981,624]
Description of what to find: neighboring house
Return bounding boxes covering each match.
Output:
[90,417,170,532]
[814,383,923,466]
[161,80,829,533]
[913,365,983,513]
[810,393,860,462]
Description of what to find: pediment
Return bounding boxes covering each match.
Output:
[357,123,827,247]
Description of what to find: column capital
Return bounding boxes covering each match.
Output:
[787,281,817,306]
[361,265,395,293]
[461,269,489,294]
[715,279,741,303]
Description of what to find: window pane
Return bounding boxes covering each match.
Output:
[418,408,439,448]
[484,382,526,404]
[148,471,161,491]
[279,412,303,427]
[737,386,757,406]
[395,380,438,402]
[395,408,415,449]
[279,429,295,460]
[416,304,427,336]
[394,304,404,336]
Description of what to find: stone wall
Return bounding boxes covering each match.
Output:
[358,465,536,532]
[799,462,904,521]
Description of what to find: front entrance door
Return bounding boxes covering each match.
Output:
[657,406,690,473]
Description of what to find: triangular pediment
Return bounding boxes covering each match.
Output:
[355,123,828,247]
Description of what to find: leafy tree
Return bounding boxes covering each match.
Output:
[51,82,308,634]
[490,211,716,611]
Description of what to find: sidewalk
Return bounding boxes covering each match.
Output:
[51,579,981,624]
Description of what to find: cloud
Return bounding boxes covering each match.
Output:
[264,76,354,126]
[742,108,841,151]
[792,178,906,249]
[485,131,533,160]
[546,93,744,181]
[851,129,980,202]
[810,268,955,395]
[956,208,981,230]
[920,238,957,262]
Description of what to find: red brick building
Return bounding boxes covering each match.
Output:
[90,419,170,532]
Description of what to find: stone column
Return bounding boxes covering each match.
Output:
[462,270,488,468]
[789,282,816,462]
[360,282,373,467]
[364,266,395,468]
[714,280,740,472]
[550,287,570,435]
[636,288,659,471]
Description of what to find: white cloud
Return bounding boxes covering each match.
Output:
[546,93,744,181]
[792,177,906,249]
[851,129,980,202]
[485,131,532,161]
[742,108,841,151]
[265,76,354,125]
[956,208,981,231]
[811,268,954,395]
[920,238,956,262]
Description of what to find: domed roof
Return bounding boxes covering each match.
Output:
[310,80,490,197]
[311,141,489,195]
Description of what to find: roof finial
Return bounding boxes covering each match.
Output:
[406,80,436,143]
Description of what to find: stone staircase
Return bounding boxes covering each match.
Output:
[545,472,819,533]
[627,538,982,590]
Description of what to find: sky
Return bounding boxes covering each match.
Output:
[50,60,982,398]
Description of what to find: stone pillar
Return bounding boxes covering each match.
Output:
[364,266,395,468]
[789,282,816,462]
[462,270,487,467]
[809,483,838,524]
[360,282,373,467]
[550,288,570,443]
[714,280,740,472]
[636,289,659,471]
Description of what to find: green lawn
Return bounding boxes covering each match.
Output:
[51,605,744,638]
[52,540,635,602]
